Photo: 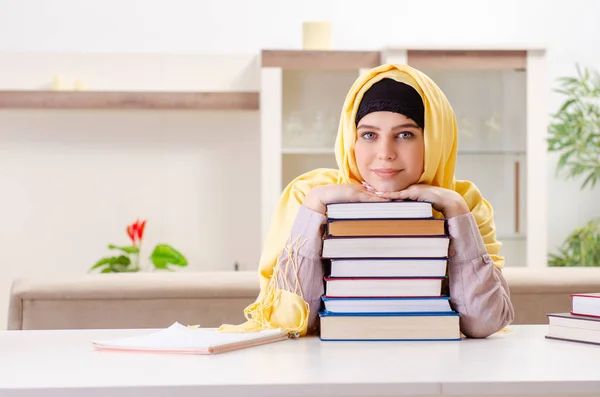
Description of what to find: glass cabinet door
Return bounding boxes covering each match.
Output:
[419,68,528,267]
[281,69,358,188]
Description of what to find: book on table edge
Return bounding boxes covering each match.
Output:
[545,313,600,346]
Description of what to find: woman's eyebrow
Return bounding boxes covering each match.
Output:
[391,123,419,130]
[357,123,420,130]
[356,123,379,130]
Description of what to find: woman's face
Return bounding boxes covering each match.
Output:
[354,111,424,193]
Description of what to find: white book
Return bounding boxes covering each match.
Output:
[319,312,461,341]
[326,201,433,219]
[324,277,444,297]
[92,322,291,355]
[322,296,453,313]
[330,258,448,278]
[571,293,600,317]
[322,236,450,258]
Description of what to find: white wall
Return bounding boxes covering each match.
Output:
[1,0,600,327]
[0,51,264,328]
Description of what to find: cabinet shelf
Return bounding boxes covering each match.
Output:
[406,50,527,70]
[0,90,260,110]
[282,148,335,155]
[457,150,526,156]
[261,50,381,70]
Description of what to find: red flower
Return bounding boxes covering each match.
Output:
[126,219,147,246]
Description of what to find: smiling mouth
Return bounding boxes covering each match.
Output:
[372,169,401,179]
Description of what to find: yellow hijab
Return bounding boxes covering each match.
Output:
[219,63,503,336]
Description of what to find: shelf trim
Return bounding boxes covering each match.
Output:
[0,90,260,110]
[384,44,546,51]
[407,50,528,70]
[282,147,335,155]
[457,150,526,155]
[261,50,381,70]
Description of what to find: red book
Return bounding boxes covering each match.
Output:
[570,293,600,318]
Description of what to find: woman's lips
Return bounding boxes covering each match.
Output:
[372,168,401,179]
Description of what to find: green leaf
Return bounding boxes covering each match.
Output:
[114,255,131,264]
[110,262,137,272]
[108,244,139,254]
[90,257,115,270]
[556,149,575,174]
[89,255,131,273]
[547,65,600,190]
[548,218,600,267]
[552,88,572,96]
[557,98,576,114]
[557,77,579,85]
[150,244,188,270]
[581,169,599,190]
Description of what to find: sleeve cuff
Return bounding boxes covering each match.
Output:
[289,205,327,259]
[447,213,488,263]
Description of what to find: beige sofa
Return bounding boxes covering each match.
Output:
[7,267,600,330]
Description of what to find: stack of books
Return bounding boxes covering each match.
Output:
[318,200,461,341]
[546,293,600,346]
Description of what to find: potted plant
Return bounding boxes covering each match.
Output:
[90,219,188,272]
[547,64,600,267]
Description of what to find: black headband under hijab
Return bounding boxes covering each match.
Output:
[355,78,425,129]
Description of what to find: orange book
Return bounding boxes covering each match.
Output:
[327,218,446,237]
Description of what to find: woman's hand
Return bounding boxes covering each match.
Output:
[302,184,388,215]
[378,184,470,219]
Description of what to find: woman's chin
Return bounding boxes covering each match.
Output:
[367,180,409,193]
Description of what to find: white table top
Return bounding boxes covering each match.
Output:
[1,325,599,397]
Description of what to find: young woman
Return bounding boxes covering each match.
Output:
[220,63,514,339]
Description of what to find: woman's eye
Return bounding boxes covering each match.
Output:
[398,132,414,139]
[362,132,376,140]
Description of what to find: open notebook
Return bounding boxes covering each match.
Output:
[92,322,292,355]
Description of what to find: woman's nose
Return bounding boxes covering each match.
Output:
[377,140,396,160]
